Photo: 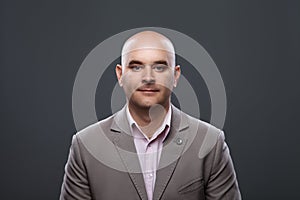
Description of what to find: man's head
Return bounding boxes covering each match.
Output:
[116,31,181,110]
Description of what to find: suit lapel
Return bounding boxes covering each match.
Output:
[111,106,148,200]
[153,105,189,200]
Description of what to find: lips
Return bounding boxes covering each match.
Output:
[138,89,159,92]
[136,87,160,92]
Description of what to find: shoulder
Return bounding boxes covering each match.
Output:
[177,108,223,139]
[75,113,117,141]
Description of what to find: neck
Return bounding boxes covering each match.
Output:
[128,102,170,138]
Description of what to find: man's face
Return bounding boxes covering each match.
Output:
[116,48,180,110]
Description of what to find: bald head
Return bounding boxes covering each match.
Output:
[121,31,176,67]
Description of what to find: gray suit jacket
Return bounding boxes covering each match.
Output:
[60,105,241,200]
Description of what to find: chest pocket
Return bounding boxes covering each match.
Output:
[178,178,205,199]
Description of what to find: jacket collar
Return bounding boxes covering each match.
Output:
[111,104,189,135]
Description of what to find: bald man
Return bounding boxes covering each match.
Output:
[60,31,241,200]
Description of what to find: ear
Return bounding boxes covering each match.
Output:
[115,64,123,86]
[173,65,181,87]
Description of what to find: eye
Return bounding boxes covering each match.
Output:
[129,65,143,72]
[153,65,167,72]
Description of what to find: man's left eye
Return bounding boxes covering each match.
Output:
[154,65,167,72]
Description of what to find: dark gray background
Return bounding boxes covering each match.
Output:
[1,0,299,199]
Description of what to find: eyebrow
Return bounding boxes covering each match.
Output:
[153,60,168,65]
[128,60,144,66]
[128,60,169,66]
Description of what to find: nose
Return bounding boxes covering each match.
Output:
[142,66,155,84]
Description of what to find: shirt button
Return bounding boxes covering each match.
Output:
[148,173,153,178]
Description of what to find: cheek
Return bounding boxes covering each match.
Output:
[156,74,174,89]
[122,75,140,91]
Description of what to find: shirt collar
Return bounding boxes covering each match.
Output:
[126,104,172,141]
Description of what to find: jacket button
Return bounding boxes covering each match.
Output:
[175,138,183,145]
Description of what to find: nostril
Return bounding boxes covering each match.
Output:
[142,79,155,84]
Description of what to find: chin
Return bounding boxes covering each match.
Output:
[137,102,157,109]
[129,94,168,109]
[130,99,157,109]
[138,100,169,109]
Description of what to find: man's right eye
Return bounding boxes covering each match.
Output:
[129,65,143,71]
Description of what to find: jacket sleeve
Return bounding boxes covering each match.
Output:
[59,135,92,200]
[205,131,242,200]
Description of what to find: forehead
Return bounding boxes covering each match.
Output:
[123,48,173,65]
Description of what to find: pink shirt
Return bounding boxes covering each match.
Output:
[126,105,171,200]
